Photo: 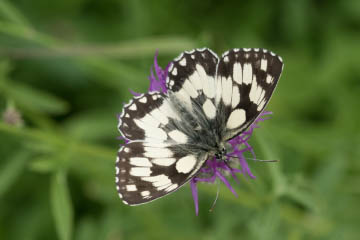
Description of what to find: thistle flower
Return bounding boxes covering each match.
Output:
[122,52,272,215]
[190,112,271,215]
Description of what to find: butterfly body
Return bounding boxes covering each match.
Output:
[116,48,283,205]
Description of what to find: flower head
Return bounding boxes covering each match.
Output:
[125,51,272,215]
[2,105,24,127]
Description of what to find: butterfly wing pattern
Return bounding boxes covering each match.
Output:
[216,48,283,141]
[116,48,283,205]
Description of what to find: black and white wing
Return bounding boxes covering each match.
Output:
[116,93,208,205]
[166,48,222,148]
[215,48,283,140]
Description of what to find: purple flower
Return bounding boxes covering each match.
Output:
[126,51,272,215]
[189,111,272,215]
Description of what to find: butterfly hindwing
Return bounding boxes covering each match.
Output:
[116,142,207,205]
[117,92,208,205]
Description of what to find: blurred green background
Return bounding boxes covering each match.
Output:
[1,0,360,239]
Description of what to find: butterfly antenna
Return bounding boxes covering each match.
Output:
[209,181,220,213]
[227,155,279,163]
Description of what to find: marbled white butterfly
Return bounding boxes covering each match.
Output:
[116,48,283,205]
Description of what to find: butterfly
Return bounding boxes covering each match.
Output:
[116,48,283,205]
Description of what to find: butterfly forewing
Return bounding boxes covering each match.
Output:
[216,48,283,140]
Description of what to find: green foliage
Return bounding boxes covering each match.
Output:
[0,0,360,239]
[51,171,73,240]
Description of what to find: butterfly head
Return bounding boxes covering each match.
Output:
[214,147,226,160]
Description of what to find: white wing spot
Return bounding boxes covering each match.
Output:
[260,59,268,71]
[124,147,130,153]
[115,177,119,183]
[118,193,123,198]
[172,67,178,76]
[130,167,152,176]
[231,85,240,108]
[115,166,119,174]
[141,191,150,197]
[223,56,229,63]
[243,48,251,52]
[130,157,152,167]
[233,63,243,84]
[176,155,197,174]
[168,130,188,144]
[179,57,187,66]
[243,63,253,84]
[122,200,129,205]
[125,113,130,118]
[126,185,137,191]
[191,54,195,59]
[221,76,233,106]
[266,74,273,84]
[249,76,264,103]
[152,158,176,166]
[143,147,173,158]
[139,97,147,103]
[142,174,170,183]
[202,99,216,119]
[226,109,246,129]
[142,174,172,188]
[129,104,137,111]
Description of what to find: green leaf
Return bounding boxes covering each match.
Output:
[0,151,28,197]
[50,171,73,240]
[0,0,31,27]
[29,156,58,173]
[0,81,69,114]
